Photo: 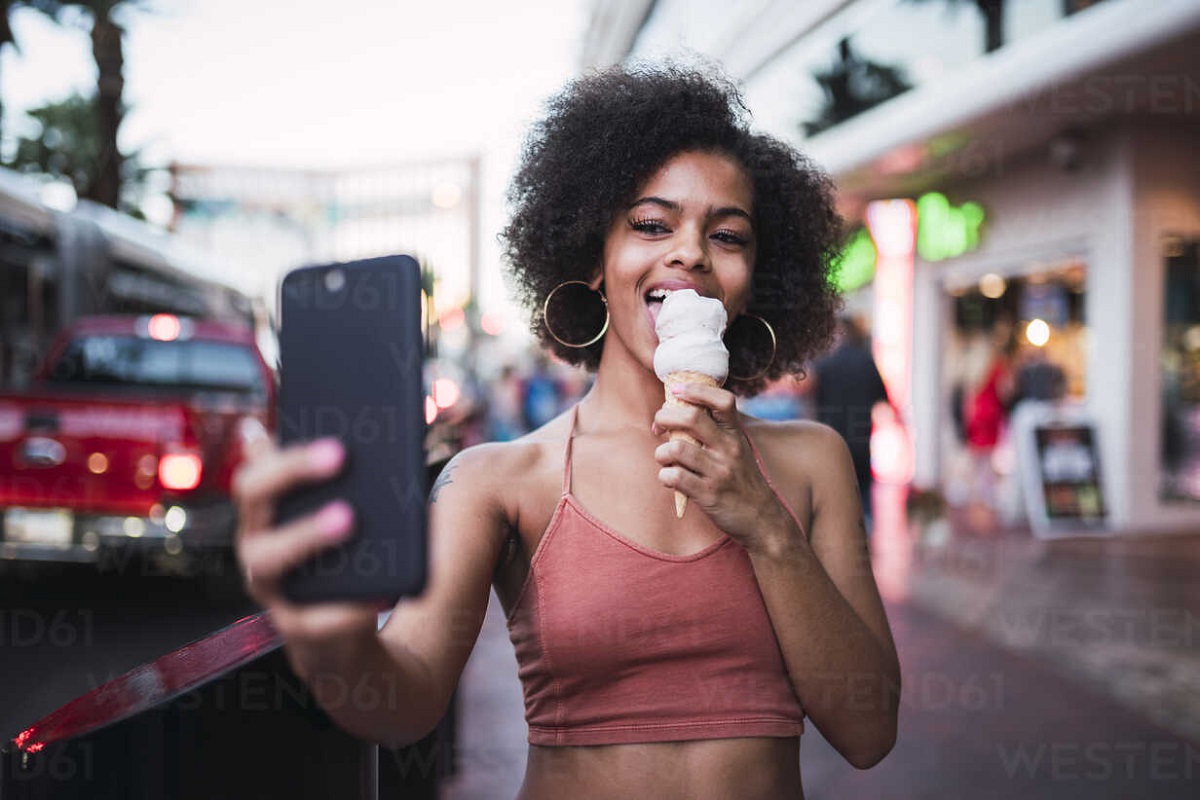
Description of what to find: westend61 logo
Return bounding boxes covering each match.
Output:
[11,743,95,783]
[989,607,1200,649]
[0,609,94,647]
[997,740,1199,782]
[278,405,412,446]
[1031,74,1200,117]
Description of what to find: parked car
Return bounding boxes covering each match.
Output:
[0,313,276,574]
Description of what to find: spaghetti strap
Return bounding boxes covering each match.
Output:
[743,431,809,540]
[562,404,579,496]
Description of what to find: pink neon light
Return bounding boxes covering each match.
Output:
[866,199,916,485]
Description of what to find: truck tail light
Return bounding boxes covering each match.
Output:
[159,451,203,491]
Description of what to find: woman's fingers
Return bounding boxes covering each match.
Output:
[655,436,715,475]
[668,382,738,425]
[233,437,346,535]
[658,465,707,506]
[238,499,355,604]
[653,401,722,444]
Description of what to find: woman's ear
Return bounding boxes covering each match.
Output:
[588,270,605,295]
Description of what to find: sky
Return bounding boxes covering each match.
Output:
[3,0,589,167]
[1,0,591,324]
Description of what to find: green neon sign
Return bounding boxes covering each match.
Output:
[835,227,877,292]
[836,192,985,292]
[916,192,985,262]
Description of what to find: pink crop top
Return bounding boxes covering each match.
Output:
[504,404,807,746]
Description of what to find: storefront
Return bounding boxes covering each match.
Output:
[901,122,1200,533]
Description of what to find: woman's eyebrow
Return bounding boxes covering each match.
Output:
[628,196,680,212]
[629,196,754,224]
[711,206,754,225]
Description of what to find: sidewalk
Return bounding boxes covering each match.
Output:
[439,486,1200,799]
[884,483,1200,746]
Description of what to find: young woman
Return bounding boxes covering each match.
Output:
[234,64,900,799]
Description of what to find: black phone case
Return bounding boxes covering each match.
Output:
[275,255,428,604]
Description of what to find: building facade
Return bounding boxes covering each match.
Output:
[168,157,483,331]
[584,0,1200,533]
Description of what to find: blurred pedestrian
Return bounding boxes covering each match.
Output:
[739,376,809,421]
[810,315,892,525]
[1013,345,1066,404]
[962,334,1015,514]
[487,363,527,442]
[521,352,562,431]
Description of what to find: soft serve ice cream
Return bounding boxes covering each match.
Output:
[652,289,729,517]
[653,289,730,385]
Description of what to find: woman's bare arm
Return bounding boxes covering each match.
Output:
[744,425,900,768]
[652,386,900,768]
[235,437,512,748]
[370,445,513,741]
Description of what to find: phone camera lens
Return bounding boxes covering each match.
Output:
[324,269,346,293]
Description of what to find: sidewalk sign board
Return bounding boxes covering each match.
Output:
[1011,400,1110,538]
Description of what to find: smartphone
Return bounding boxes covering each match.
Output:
[274,255,428,604]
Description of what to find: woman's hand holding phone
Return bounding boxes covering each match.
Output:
[232,418,384,680]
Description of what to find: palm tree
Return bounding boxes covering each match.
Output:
[70,0,142,208]
[803,38,911,138]
[26,1,143,207]
[8,91,150,214]
[3,1,146,211]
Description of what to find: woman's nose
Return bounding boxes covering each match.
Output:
[665,227,708,271]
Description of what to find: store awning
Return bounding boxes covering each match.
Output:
[804,0,1200,209]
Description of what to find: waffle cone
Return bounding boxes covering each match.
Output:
[663,371,721,518]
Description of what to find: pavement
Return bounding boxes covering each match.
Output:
[438,484,1200,799]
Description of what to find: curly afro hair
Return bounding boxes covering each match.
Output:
[500,62,844,396]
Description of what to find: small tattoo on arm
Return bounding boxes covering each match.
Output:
[430,461,458,504]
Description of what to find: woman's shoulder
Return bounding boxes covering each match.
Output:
[741,415,845,450]
[435,411,574,494]
[741,416,853,474]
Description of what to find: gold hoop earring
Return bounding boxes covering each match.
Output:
[726,314,777,382]
[543,280,609,349]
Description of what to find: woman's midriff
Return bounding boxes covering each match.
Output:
[515,737,805,800]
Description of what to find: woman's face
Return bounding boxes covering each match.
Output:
[595,150,756,370]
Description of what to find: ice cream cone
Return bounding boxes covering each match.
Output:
[664,371,720,518]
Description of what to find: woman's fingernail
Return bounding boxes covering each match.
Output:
[310,439,343,470]
[318,501,352,536]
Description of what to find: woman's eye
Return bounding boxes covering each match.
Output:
[630,218,669,234]
[712,230,749,246]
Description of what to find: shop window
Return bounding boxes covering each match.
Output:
[942,264,1088,508]
[949,268,1085,395]
[1160,237,1200,502]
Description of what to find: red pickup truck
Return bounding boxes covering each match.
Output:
[0,314,275,573]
